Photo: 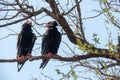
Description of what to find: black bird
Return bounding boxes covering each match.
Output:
[17,21,36,72]
[40,21,61,69]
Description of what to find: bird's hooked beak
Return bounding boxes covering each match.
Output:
[45,22,53,27]
[26,21,32,26]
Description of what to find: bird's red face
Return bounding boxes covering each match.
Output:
[26,21,32,26]
[45,22,53,27]
[22,21,32,29]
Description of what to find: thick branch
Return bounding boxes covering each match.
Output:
[0,53,120,63]
[46,0,60,15]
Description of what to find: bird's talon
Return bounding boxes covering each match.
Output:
[47,53,52,57]
[27,53,32,59]
[44,53,52,58]
[18,55,25,62]
[18,57,22,61]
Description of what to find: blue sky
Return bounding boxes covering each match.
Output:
[0,0,119,80]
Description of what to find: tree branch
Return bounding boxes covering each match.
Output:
[46,0,60,15]
[0,15,32,27]
[0,52,120,63]
[100,63,120,70]
[75,0,85,40]
[0,34,17,40]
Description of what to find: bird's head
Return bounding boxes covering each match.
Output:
[22,21,32,28]
[45,21,58,27]
[26,21,32,25]
[21,21,33,31]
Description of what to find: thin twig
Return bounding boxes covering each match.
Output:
[0,34,17,40]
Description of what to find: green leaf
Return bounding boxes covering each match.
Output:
[55,69,61,74]
[111,16,114,21]
[71,70,78,80]
[93,33,98,37]
[93,33,100,44]
[103,8,109,12]
[84,61,89,64]
[103,0,107,3]
[107,12,112,17]
[95,69,99,75]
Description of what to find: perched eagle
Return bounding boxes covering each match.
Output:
[17,21,36,72]
[40,21,61,69]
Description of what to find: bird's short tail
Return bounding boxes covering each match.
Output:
[40,59,49,69]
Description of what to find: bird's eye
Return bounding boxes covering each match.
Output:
[48,22,50,24]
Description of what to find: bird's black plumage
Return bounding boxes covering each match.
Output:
[40,21,61,69]
[17,21,36,72]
